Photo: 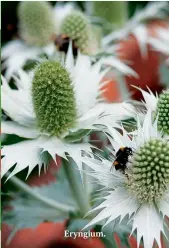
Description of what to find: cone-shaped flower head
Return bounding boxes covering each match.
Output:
[32,61,77,137]
[127,139,169,203]
[156,90,169,135]
[18,1,55,46]
[60,11,91,54]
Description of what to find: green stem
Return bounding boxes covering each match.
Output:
[7,174,75,213]
[82,163,91,201]
[62,159,90,217]
[82,135,93,202]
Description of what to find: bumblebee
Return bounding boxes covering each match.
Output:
[113,147,133,172]
[54,34,78,56]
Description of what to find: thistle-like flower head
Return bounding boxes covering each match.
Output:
[127,139,169,203]
[134,87,169,136]
[1,45,135,179]
[32,61,77,137]
[60,11,91,54]
[82,111,169,248]
[18,1,55,46]
[155,89,169,135]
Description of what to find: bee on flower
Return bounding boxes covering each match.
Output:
[82,111,169,248]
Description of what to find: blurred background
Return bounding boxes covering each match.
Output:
[2,1,148,44]
[2,1,168,102]
[1,1,169,248]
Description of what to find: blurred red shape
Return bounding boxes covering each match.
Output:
[102,20,169,102]
[2,158,105,248]
[27,158,60,187]
[2,222,105,248]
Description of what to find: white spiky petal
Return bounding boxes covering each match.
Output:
[132,87,158,115]
[149,27,169,64]
[53,2,75,33]
[131,205,164,248]
[102,2,167,44]
[1,40,55,81]
[1,46,134,179]
[102,2,168,58]
[1,3,75,81]
[82,111,169,248]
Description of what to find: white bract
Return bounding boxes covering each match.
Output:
[53,2,75,33]
[102,2,168,57]
[134,87,169,136]
[1,46,134,180]
[135,87,158,113]
[1,40,55,81]
[2,1,139,82]
[1,2,75,81]
[149,27,169,64]
[82,111,169,248]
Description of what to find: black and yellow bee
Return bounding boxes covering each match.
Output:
[54,34,78,56]
[113,147,133,172]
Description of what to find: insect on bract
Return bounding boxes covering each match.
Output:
[112,147,133,172]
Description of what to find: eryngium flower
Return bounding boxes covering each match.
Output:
[1,2,74,80]
[82,111,169,248]
[18,1,55,46]
[136,87,169,136]
[1,45,134,179]
[60,11,91,54]
[156,90,169,135]
[32,61,76,136]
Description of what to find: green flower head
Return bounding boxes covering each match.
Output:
[60,11,91,54]
[32,61,77,137]
[156,90,169,135]
[127,139,169,203]
[18,1,55,46]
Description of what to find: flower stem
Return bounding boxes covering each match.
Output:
[62,159,90,217]
[7,174,75,213]
[82,135,92,200]
[82,163,91,201]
